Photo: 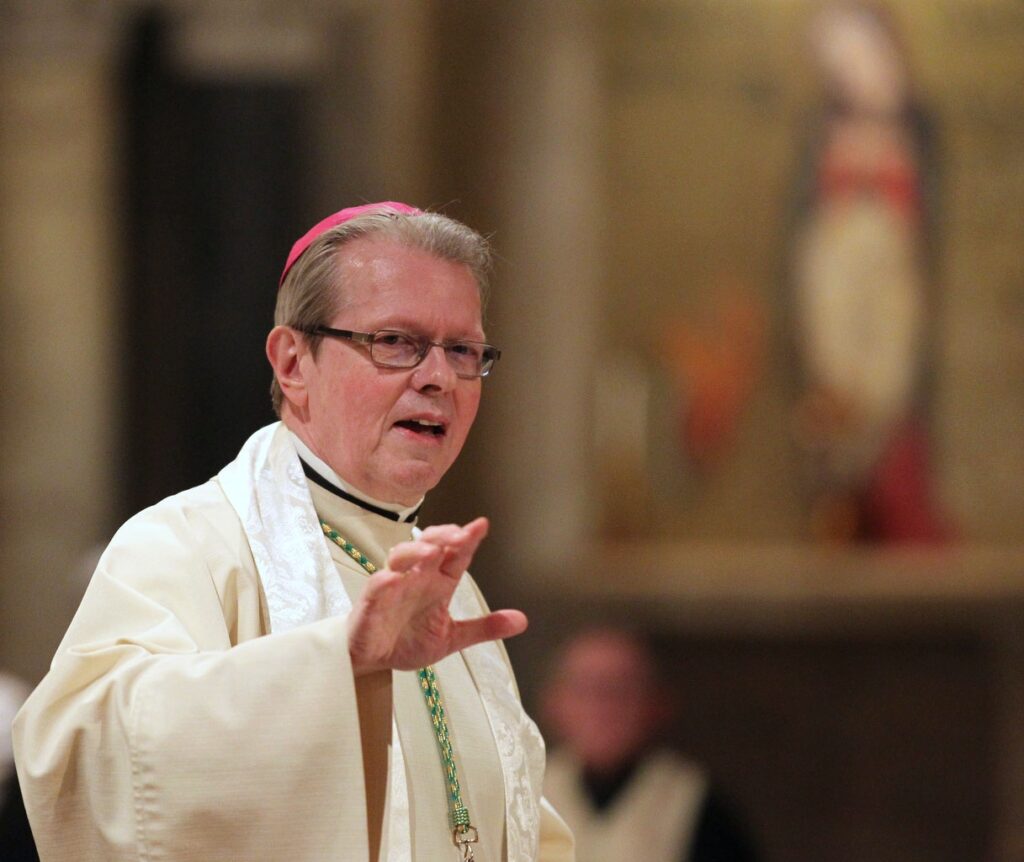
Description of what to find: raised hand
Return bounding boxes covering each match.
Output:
[346,517,528,675]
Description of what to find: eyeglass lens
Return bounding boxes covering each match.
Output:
[369,331,495,377]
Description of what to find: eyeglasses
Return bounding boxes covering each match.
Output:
[306,326,501,378]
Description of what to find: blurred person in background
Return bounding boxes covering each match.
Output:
[0,672,30,808]
[542,628,757,862]
[0,672,37,860]
[1,547,102,860]
[14,203,573,862]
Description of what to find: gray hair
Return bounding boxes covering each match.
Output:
[270,207,492,416]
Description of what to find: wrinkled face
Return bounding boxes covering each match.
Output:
[300,237,484,505]
[544,633,666,774]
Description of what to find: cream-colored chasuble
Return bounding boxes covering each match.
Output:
[13,423,574,862]
[544,750,705,862]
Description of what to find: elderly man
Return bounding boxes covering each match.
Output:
[14,203,574,862]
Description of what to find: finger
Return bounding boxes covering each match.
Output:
[448,608,528,653]
[417,518,488,550]
[414,519,487,578]
[414,526,469,575]
[438,517,489,577]
[460,517,489,542]
[415,524,471,557]
[387,540,443,574]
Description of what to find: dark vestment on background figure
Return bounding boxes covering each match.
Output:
[0,773,40,862]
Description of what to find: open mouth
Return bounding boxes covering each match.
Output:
[394,419,446,438]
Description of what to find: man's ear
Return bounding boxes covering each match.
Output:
[266,325,310,410]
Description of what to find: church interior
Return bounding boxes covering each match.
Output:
[2,1,1024,859]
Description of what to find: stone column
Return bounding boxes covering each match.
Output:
[492,1,604,570]
[0,2,123,680]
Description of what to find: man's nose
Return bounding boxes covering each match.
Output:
[412,344,457,391]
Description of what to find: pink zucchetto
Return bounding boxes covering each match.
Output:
[279,201,423,286]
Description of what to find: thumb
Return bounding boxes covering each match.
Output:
[450,609,528,653]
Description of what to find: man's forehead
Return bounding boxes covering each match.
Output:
[331,238,483,301]
[327,239,484,333]
[332,236,409,275]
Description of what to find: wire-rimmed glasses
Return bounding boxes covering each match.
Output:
[306,327,501,379]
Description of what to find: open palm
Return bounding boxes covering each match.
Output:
[346,517,527,674]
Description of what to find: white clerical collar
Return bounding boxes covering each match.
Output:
[288,429,424,523]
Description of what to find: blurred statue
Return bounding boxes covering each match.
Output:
[542,628,758,862]
[789,1,953,543]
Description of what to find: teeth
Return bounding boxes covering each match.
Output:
[411,419,442,427]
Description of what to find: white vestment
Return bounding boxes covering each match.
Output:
[14,423,573,862]
[543,749,705,862]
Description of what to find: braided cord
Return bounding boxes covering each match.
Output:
[418,665,473,831]
[320,521,378,573]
